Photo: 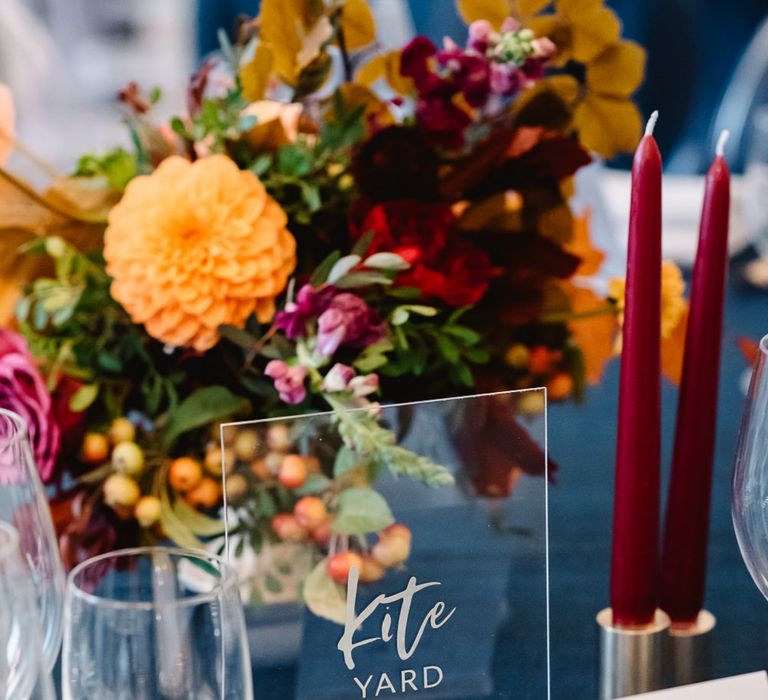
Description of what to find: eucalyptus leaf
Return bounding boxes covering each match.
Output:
[334,272,393,289]
[333,446,359,477]
[310,251,341,287]
[327,255,361,284]
[363,252,410,271]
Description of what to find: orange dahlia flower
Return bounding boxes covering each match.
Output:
[104,155,296,351]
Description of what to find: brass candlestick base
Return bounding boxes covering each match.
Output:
[666,610,716,688]
[597,608,670,700]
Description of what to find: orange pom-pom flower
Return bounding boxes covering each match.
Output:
[104,155,296,351]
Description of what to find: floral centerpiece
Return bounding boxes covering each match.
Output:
[0,0,685,617]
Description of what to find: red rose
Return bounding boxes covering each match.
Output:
[351,200,498,307]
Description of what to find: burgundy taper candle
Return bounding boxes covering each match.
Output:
[660,131,731,626]
[610,111,663,628]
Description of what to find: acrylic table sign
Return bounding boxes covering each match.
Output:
[621,671,768,698]
[217,390,550,699]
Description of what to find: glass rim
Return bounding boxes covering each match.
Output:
[0,520,20,559]
[0,408,27,449]
[67,546,238,611]
[760,334,768,355]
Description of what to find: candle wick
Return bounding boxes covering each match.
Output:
[645,110,659,136]
[716,129,730,158]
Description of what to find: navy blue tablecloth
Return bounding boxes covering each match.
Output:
[547,275,768,698]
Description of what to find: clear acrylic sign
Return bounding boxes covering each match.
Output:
[219,389,549,698]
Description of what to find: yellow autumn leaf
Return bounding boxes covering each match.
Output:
[586,40,645,97]
[456,0,510,27]
[258,0,331,85]
[566,209,604,276]
[574,92,642,158]
[340,0,376,50]
[456,0,551,26]
[662,306,687,385]
[240,43,275,101]
[557,0,620,63]
[355,50,412,94]
[562,282,617,384]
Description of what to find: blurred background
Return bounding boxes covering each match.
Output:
[2,0,768,267]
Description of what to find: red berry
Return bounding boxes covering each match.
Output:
[271,514,307,542]
[293,497,327,531]
[327,551,364,584]
[278,455,308,489]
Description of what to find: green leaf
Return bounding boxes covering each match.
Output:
[333,446,359,477]
[391,308,409,326]
[69,384,99,412]
[218,324,258,350]
[351,229,375,257]
[300,183,322,212]
[387,286,422,300]
[295,472,332,495]
[332,487,394,535]
[443,325,481,344]
[277,144,313,177]
[173,497,227,536]
[256,488,277,518]
[97,351,123,373]
[163,386,250,449]
[250,153,273,176]
[304,559,347,624]
[310,251,341,287]
[436,335,460,363]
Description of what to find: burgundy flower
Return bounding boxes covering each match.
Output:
[275,284,336,339]
[350,200,498,307]
[435,48,491,107]
[316,294,384,357]
[0,329,60,482]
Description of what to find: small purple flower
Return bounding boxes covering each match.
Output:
[316,294,384,358]
[264,360,308,405]
[321,363,356,393]
[275,284,336,340]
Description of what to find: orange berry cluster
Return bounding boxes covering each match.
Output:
[326,523,412,585]
[504,343,574,401]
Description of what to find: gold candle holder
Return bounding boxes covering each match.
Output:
[597,608,670,700]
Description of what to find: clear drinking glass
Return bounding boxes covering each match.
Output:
[743,105,768,257]
[0,409,65,672]
[732,334,768,598]
[62,547,254,700]
[0,521,55,700]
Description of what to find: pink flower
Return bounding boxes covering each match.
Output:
[321,363,356,393]
[0,329,60,482]
[264,360,308,405]
[349,374,379,398]
[467,20,494,54]
[320,364,379,398]
[316,294,384,358]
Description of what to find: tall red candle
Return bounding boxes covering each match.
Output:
[610,112,663,628]
[660,131,731,626]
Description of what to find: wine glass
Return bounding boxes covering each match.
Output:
[0,521,55,700]
[732,333,768,598]
[0,408,65,673]
[62,546,254,700]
